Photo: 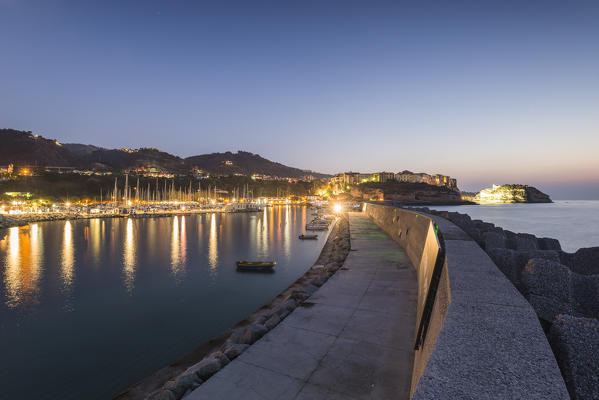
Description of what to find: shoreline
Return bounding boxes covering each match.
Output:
[0,207,262,231]
[114,213,351,400]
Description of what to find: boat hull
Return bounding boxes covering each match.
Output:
[236,261,276,271]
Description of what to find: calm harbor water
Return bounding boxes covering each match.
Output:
[429,200,599,252]
[0,206,329,400]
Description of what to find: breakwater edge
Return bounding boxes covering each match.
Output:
[412,206,599,400]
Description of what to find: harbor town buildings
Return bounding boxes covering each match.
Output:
[330,170,458,193]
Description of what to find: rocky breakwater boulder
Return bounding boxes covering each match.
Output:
[0,214,27,228]
[144,215,352,400]
[549,315,599,400]
[522,255,599,324]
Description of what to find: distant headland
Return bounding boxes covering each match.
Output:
[467,184,552,204]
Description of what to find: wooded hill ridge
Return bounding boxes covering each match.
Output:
[0,129,328,178]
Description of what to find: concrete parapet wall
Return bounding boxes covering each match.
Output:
[363,203,569,399]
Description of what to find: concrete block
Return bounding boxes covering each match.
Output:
[487,247,522,288]
[571,274,599,319]
[549,314,599,400]
[484,230,506,251]
[560,247,599,275]
[504,230,519,250]
[538,237,562,251]
[522,258,573,322]
[516,233,539,251]
[447,211,471,229]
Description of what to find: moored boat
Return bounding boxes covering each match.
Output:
[299,234,318,240]
[236,260,276,271]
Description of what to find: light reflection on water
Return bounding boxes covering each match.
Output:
[61,221,74,290]
[123,218,135,294]
[208,213,218,271]
[170,215,180,275]
[0,206,326,400]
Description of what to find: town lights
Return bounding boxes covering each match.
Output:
[333,204,342,213]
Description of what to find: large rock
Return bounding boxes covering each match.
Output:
[287,289,309,302]
[487,247,521,288]
[311,275,328,287]
[147,389,176,400]
[304,284,319,295]
[528,250,561,263]
[472,219,495,231]
[447,211,471,228]
[463,227,483,246]
[166,372,204,398]
[228,327,246,344]
[209,351,230,368]
[325,262,339,273]
[184,356,222,380]
[516,233,538,252]
[487,248,559,291]
[549,315,599,400]
[503,230,519,250]
[560,247,599,275]
[222,342,249,360]
[483,231,506,251]
[538,237,562,251]
[571,274,599,319]
[264,313,281,330]
[240,324,268,344]
[522,258,573,322]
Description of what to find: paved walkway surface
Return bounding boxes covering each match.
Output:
[188,213,417,400]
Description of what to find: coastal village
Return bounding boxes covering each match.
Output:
[2,2,598,400]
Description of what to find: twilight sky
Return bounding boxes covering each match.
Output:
[1,0,598,199]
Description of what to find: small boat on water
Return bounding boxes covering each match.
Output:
[299,234,318,240]
[236,260,276,271]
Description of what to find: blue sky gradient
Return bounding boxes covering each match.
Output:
[1,1,598,198]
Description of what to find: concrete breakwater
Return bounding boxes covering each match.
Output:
[116,215,351,400]
[363,203,569,399]
[413,207,599,400]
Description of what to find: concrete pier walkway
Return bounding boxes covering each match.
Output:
[188,213,417,400]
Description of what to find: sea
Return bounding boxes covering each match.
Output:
[429,200,599,253]
[0,206,330,400]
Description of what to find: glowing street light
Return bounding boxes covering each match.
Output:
[333,204,342,213]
